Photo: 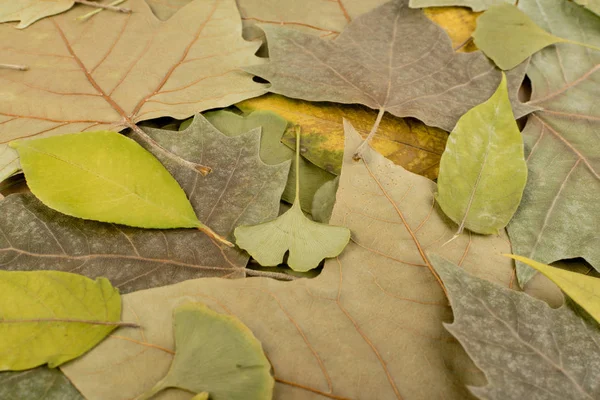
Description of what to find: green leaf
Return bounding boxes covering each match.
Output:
[10,131,230,246]
[430,253,600,400]
[574,0,600,16]
[135,303,273,400]
[0,367,84,400]
[235,127,350,271]
[473,4,570,70]
[203,109,336,212]
[311,176,339,223]
[506,0,600,285]
[507,254,600,326]
[436,73,527,235]
[0,270,123,370]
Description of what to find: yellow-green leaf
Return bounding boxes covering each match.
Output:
[135,303,273,400]
[507,254,600,325]
[10,131,228,244]
[235,128,350,272]
[472,4,597,70]
[436,73,527,235]
[0,270,122,370]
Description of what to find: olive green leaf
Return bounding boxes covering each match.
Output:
[0,270,127,370]
[430,253,600,400]
[574,0,600,16]
[436,73,526,236]
[135,303,273,400]
[507,0,600,285]
[244,0,514,149]
[507,254,600,325]
[203,109,336,212]
[311,176,339,223]
[10,131,230,246]
[0,367,84,400]
[473,4,600,70]
[235,128,350,271]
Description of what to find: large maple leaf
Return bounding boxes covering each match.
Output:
[506,0,600,285]
[0,0,266,181]
[61,121,562,400]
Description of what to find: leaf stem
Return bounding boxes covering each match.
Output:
[76,0,127,20]
[198,225,234,247]
[294,125,301,204]
[0,318,140,328]
[0,63,29,71]
[353,107,385,160]
[561,38,600,53]
[74,0,131,13]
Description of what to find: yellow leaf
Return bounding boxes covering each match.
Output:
[238,94,448,180]
[507,255,600,325]
[424,6,480,52]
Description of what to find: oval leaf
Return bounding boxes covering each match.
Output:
[507,254,600,325]
[136,303,273,400]
[436,73,527,235]
[0,270,122,370]
[10,131,202,230]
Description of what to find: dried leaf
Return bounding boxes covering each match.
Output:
[235,128,350,271]
[136,303,273,400]
[0,0,74,29]
[574,0,600,16]
[0,270,122,370]
[0,115,289,292]
[508,254,600,326]
[0,367,84,399]
[203,109,336,212]
[0,0,266,183]
[409,0,509,12]
[61,116,559,400]
[506,0,600,285]
[237,94,449,180]
[430,253,600,400]
[11,132,220,238]
[473,4,574,70]
[436,74,527,235]
[244,0,518,135]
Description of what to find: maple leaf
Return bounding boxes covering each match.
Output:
[0,115,290,292]
[244,0,531,150]
[60,120,561,400]
[0,0,266,182]
[505,0,600,285]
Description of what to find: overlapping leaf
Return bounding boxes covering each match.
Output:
[0,368,84,399]
[0,115,289,292]
[409,0,508,11]
[0,0,75,28]
[431,254,600,400]
[506,0,600,285]
[0,0,266,182]
[245,0,532,135]
[60,119,562,400]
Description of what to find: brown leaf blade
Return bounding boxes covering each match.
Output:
[0,0,266,182]
[60,120,550,400]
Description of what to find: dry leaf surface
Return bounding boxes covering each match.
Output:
[60,121,550,400]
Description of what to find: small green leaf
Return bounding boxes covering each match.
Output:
[436,73,527,236]
[472,4,600,70]
[0,270,124,370]
[311,176,339,223]
[10,131,230,245]
[135,303,273,400]
[507,254,600,326]
[235,128,350,272]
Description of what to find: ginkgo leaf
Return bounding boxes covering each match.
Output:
[507,254,600,325]
[135,303,273,400]
[0,367,84,399]
[235,127,350,271]
[0,270,126,370]
[11,131,231,245]
[473,4,600,70]
[0,0,266,183]
[506,0,600,285]
[0,115,290,292]
[244,0,525,143]
[0,0,75,29]
[61,114,562,400]
[203,109,336,212]
[430,253,600,400]
[436,73,527,235]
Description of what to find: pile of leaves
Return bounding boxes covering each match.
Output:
[0,0,598,399]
